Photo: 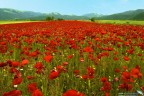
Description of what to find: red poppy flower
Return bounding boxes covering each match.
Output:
[113,57,118,61]
[28,83,37,93]
[101,81,111,92]
[0,62,7,67]
[124,56,129,61]
[34,62,44,70]
[68,55,73,59]
[44,55,53,63]
[3,90,22,96]
[101,77,108,83]
[27,76,35,80]
[80,57,84,62]
[62,62,68,66]
[118,83,132,91]
[138,53,142,57]
[56,65,65,73]
[9,67,19,73]
[122,66,127,71]
[115,68,120,73]
[87,67,95,79]
[32,89,43,96]
[130,68,142,79]
[12,77,23,85]
[83,46,93,53]
[82,75,88,80]
[63,89,85,96]
[11,61,20,67]
[21,59,29,67]
[49,70,59,80]
[14,72,22,78]
[105,92,110,96]
[124,42,129,46]
[74,70,80,76]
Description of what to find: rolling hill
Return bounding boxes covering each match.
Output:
[0,8,144,20]
[83,13,103,18]
[30,13,90,20]
[97,9,144,20]
[0,8,43,20]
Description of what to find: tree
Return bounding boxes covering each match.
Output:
[57,18,64,21]
[90,17,96,22]
[45,16,54,21]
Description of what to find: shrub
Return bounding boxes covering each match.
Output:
[45,16,55,21]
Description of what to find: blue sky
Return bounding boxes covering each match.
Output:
[0,0,144,15]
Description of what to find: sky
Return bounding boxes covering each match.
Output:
[0,0,144,15]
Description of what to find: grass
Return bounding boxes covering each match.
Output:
[0,21,144,96]
[1,20,144,25]
[95,20,144,25]
[0,20,39,24]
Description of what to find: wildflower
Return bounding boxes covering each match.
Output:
[83,46,93,53]
[34,62,44,74]
[124,56,129,61]
[11,61,20,67]
[12,77,23,85]
[28,83,37,93]
[2,90,22,96]
[44,55,53,63]
[115,68,120,73]
[101,77,108,83]
[63,89,85,96]
[21,59,29,67]
[34,62,44,70]
[68,55,73,59]
[130,68,142,79]
[80,57,84,62]
[118,83,133,91]
[32,89,43,96]
[49,70,59,80]
[0,62,7,67]
[27,76,35,80]
[87,67,95,79]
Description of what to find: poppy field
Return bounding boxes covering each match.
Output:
[0,20,144,96]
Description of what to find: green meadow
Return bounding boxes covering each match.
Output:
[0,20,144,25]
[0,21,38,24]
[95,20,144,25]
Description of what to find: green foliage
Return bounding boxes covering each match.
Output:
[45,16,55,21]
[97,9,144,20]
[96,20,144,25]
[90,17,96,22]
[57,18,64,21]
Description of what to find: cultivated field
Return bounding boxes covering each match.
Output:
[0,21,40,25]
[1,20,144,25]
[96,20,144,25]
[0,21,144,96]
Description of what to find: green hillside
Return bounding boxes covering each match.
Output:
[97,9,144,20]
[0,8,43,20]
[0,8,144,20]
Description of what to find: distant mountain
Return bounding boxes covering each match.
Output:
[132,12,144,20]
[0,8,44,20]
[97,9,144,20]
[0,8,144,20]
[0,8,90,20]
[83,13,103,18]
[30,13,89,20]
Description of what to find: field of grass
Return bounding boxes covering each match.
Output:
[1,20,144,25]
[0,21,144,96]
[0,20,39,24]
[95,20,144,25]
